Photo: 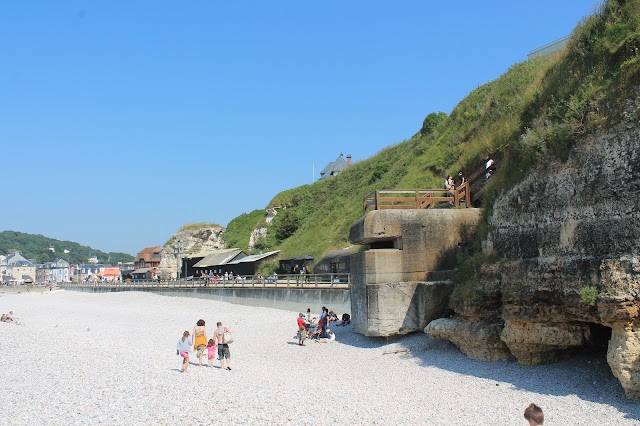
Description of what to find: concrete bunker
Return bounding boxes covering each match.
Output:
[348,208,482,337]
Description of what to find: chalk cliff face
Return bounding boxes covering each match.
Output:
[248,208,276,251]
[159,225,226,278]
[426,112,640,398]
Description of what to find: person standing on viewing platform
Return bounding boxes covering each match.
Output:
[444,175,455,205]
[456,171,467,203]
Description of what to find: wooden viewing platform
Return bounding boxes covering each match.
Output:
[363,181,471,213]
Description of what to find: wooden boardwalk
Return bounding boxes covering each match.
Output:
[62,274,351,290]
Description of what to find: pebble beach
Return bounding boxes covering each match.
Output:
[0,289,639,425]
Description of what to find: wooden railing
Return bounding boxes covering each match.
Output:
[61,273,351,290]
[363,181,470,213]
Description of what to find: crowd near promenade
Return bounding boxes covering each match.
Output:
[1,288,639,425]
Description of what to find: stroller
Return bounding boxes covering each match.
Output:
[309,319,327,340]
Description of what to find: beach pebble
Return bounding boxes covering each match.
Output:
[0,290,638,425]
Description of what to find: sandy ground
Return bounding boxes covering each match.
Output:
[0,290,638,426]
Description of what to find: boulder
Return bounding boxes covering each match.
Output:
[425,316,513,361]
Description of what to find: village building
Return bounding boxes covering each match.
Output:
[1,250,36,285]
[75,263,113,283]
[130,267,158,281]
[135,246,162,268]
[222,250,280,277]
[313,247,355,274]
[36,259,71,284]
[190,248,246,277]
[279,255,313,275]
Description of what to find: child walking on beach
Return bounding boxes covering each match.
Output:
[177,331,192,373]
[207,339,217,367]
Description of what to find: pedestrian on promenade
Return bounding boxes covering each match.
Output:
[213,321,232,370]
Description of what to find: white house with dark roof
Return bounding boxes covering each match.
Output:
[319,153,352,180]
[1,250,36,284]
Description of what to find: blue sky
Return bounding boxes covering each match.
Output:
[0,1,601,255]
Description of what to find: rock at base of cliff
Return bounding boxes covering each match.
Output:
[608,323,640,399]
[425,316,513,361]
[500,321,590,365]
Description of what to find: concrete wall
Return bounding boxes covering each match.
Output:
[65,286,351,315]
[349,208,482,336]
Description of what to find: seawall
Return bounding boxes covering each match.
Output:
[64,286,351,314]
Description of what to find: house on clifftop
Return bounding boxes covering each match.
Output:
[319,153,352,180]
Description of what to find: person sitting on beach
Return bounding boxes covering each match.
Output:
[193,319,207,366]
[524,403,544,425]
[337,313,351,326]
[311,318,325,339]
[0,314,7,322]
[315,330,336,343]
[4,311,18,324]
[305,308,314,324]
[177,331,192,373]
[206,339,217,367]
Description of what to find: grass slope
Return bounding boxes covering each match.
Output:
[227,0,640,263]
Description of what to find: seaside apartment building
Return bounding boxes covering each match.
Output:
[35,259,71,284]
[1,250,36,284]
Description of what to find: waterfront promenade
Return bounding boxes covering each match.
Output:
[61,274,352,315]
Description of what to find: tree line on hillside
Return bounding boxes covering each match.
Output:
[0,231,134,265]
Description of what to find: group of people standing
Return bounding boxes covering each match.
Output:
[177,319,232,373]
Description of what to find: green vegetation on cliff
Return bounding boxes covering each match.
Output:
[228,0,640,264]
[0,231,134,264]
[224,210,265,251]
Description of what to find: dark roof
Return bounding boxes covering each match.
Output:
[136,246,162,263]
[319,154,348,179]
[226,251,280,265]
[280,255,314,261]
[193,249,245,268]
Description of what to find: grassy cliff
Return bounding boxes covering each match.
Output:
[226,0,640,262]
